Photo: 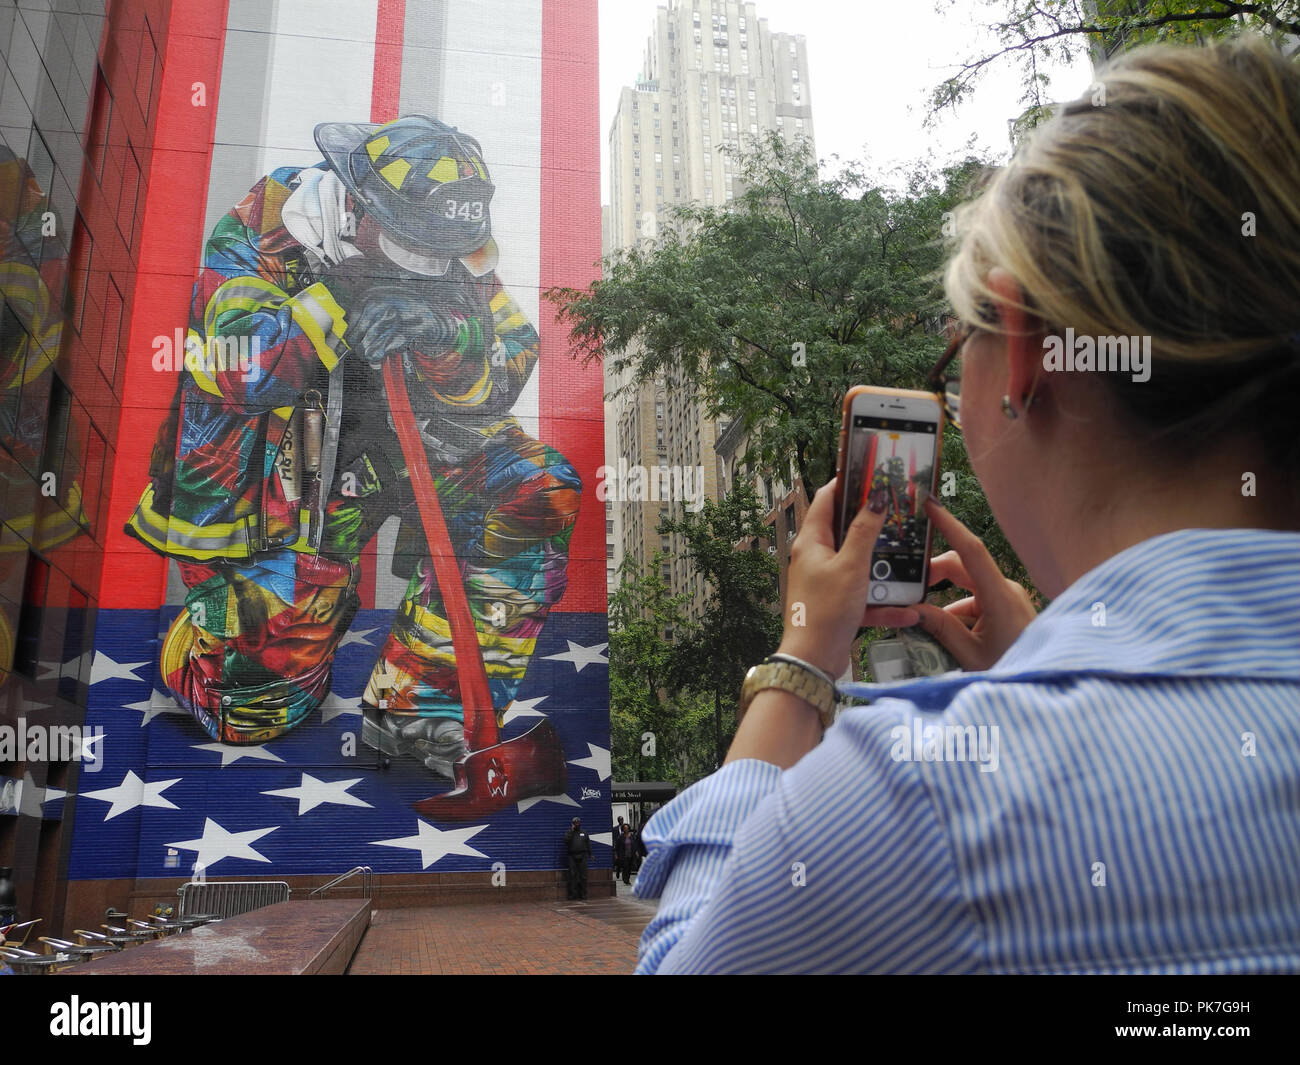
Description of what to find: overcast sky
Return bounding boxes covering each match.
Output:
[598,0,1095,195]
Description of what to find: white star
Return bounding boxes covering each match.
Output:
[501,696,548,726]
[339,627,380,648]
[124,692,188,726]
[13,694,51,713]
[542,640,608,673]
[82,771,181,821]
[167,818,278,870]
[568,742,611,781]
[516,791,580,813]
[262,773,371,815]
[15,772,65,817]
[370,820,489,869]
[591,832,613,848]
[190,742,284,767]
[36,652,83,683]
[69,729,105,765]
[318,691,362,725]
[89,651,149,685]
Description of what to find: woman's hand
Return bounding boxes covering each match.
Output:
[912,496,1038,671]
[777,479,921,678]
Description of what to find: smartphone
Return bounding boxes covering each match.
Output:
[833,386,944,606]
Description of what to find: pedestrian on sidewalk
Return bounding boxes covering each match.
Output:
[564,817,592,900]
[631,823,648,879]
[617,823,636,884]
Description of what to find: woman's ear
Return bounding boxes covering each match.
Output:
[986,267,1046,410]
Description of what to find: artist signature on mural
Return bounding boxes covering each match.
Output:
[580,787,601,801]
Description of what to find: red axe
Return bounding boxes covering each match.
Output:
[383,355,567,820]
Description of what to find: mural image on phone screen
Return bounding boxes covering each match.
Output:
[840,414,938,604]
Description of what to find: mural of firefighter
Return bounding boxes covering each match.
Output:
[123,116,580,818]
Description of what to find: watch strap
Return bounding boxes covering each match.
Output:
[740,657,837,728]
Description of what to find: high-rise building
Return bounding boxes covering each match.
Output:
[605,0,814,620]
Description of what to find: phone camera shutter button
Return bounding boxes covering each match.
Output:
[872,559,892,580]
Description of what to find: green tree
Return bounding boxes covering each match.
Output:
[550,133,986,498]
[660,481,784,772]
[549,134,1027,582]
[606,553,689,784]
[932,0,1300,121]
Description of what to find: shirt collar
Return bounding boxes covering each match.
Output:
[839,527,1300,703]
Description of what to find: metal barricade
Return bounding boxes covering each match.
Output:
[177,880,291,918]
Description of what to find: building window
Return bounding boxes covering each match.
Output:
[13,554,51,678]
[119,145,142,247]
[86,68,112,182]
[785,504,797,539]
[606,544,614,559]
[101,275,124,387]
[137,16,159,120]
[67,215,93,332]
[606,519,614,535]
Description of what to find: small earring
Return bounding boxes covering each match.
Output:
[1001,395,1018,420]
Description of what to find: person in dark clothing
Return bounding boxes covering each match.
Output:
[613,821,628,883]
[564,817,592,899]
[632,823,648,875]
[618,823,637,884]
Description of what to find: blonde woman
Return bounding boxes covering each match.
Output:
[634,36,1300,974]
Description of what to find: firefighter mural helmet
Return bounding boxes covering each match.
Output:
[314,114,494,258]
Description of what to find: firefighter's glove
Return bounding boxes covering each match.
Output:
[348,294,435,368]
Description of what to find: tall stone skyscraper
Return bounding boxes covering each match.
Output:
[605,0,814,621]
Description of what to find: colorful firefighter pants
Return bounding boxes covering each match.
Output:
[160,420,580,744]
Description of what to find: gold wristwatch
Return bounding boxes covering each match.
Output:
[739,653,838,729]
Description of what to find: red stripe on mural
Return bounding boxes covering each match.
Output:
[372,0,406,123]
[541,0,603,613]
[99,2,230,607]
[356,0,406,608]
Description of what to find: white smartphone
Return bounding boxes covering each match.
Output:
[833,386,944,606]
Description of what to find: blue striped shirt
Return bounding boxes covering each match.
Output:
[633,528,1300,973]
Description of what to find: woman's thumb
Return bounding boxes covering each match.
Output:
[912,602,978,671]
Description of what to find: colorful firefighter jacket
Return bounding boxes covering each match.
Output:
[126,164,540,564]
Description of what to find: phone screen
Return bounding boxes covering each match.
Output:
[839,415,937,588]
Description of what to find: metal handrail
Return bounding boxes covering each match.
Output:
[310,866,373,900]
[177,879,291,918]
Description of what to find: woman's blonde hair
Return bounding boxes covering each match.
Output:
[944,34,1300,486]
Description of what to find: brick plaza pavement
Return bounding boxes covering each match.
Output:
[347,883,659,975]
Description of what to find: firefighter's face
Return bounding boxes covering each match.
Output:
[352,208,385,257]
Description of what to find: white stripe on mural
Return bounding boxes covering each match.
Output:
[426,0,542,437]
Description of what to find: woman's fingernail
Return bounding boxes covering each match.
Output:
[868,497,887,514]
